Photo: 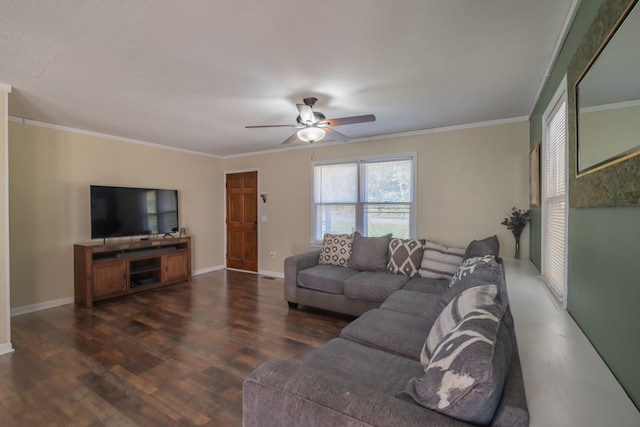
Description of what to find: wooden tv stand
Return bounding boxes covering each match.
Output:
[74,236,191,308]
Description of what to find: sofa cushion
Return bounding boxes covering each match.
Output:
[349,233,392,272]
[401,276,450,295]
[318,232,356,266]
[297,264,359,294]
[306,338,424,394]
[423,284,499,365]
[340,309,432,360]
[419,241,465,280]
[387,238,423,277]
[464,235,500,260]
[245,356,466,427]
[343,271,409,301]
[380,290,441,318]
[401,295,511,426]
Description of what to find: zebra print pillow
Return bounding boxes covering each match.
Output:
[402,286,511,425]
[422,284,499,365]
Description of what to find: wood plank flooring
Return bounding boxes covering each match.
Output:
[1,270,353,426]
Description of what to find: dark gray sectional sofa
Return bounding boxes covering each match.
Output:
[243,238,529,426]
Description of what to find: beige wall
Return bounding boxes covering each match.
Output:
[7,119,529,310]
[224,121,530,274]
[8,122,224,309]
[0,88,10,351]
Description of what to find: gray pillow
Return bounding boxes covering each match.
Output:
[464,235,500,260]
[422,284,499,365]
[388,238,424,277]
[426,256,503,327]
[401,290,512,425]
[348,233,392,272]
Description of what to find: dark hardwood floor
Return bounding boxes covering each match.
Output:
[1,270,352,426]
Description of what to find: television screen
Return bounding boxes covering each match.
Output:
[90,185,179,239]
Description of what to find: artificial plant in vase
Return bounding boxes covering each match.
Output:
[501,207,530,259]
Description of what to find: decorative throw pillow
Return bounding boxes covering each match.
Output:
[348,233,392,272]
[421,284,499,366]
[449,255,501,287]
[401,298,511,425]
[419,241,465,280]
[424,256,504,331]
[318,232,356,266]
[387,238,424,277]
[463,235,500,260]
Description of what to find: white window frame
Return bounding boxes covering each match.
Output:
[541,75,569,308]
[311,153,417,244]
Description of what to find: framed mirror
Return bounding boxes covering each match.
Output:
[566,0,640,208]
[576,0,640,175]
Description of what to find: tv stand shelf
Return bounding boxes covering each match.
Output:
[74,237,191,308]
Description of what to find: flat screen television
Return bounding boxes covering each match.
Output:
[90,185,179,239]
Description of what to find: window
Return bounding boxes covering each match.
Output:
[542,77,568,303]
[313,156,415,241]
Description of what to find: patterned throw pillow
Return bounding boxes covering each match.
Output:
[449,255,500,287]
[318,233,356,266]
[402,298,511,425]
[419,241,465,280]
[421,284,498,366]
[425,256,504,330]
[388,238,424,277]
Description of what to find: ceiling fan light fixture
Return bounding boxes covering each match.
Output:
[297,126,326,143]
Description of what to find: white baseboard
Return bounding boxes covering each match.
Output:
[0,342,14,355]
[226,267,257,274]
[258,270,284,279]
[192,265,225,276]
[11,297,74,317]
[8,266,278,317]
[223,268,284,279]
[195,266,284,279]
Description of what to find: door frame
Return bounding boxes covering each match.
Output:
[223,168,261,273]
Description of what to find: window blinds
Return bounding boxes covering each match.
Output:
[313,158,414,240]
[543,99,567,298]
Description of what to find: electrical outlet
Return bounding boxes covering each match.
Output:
[270,250,276,258]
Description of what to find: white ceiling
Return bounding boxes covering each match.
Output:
[1,0,577,157]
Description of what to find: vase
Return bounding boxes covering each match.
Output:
[514,236,521,259]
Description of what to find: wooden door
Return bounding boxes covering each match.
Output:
[226,171,258,272]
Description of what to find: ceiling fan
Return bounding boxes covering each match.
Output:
[245,97,376,145]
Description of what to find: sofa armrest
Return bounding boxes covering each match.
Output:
[284,249,321,304]
[243,358,472,427]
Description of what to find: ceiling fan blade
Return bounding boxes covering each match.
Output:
[297,104,315,124]
[281,132,300,145]
[325,114,376,127]
[245,124,297,128]
[325,127,350,142]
